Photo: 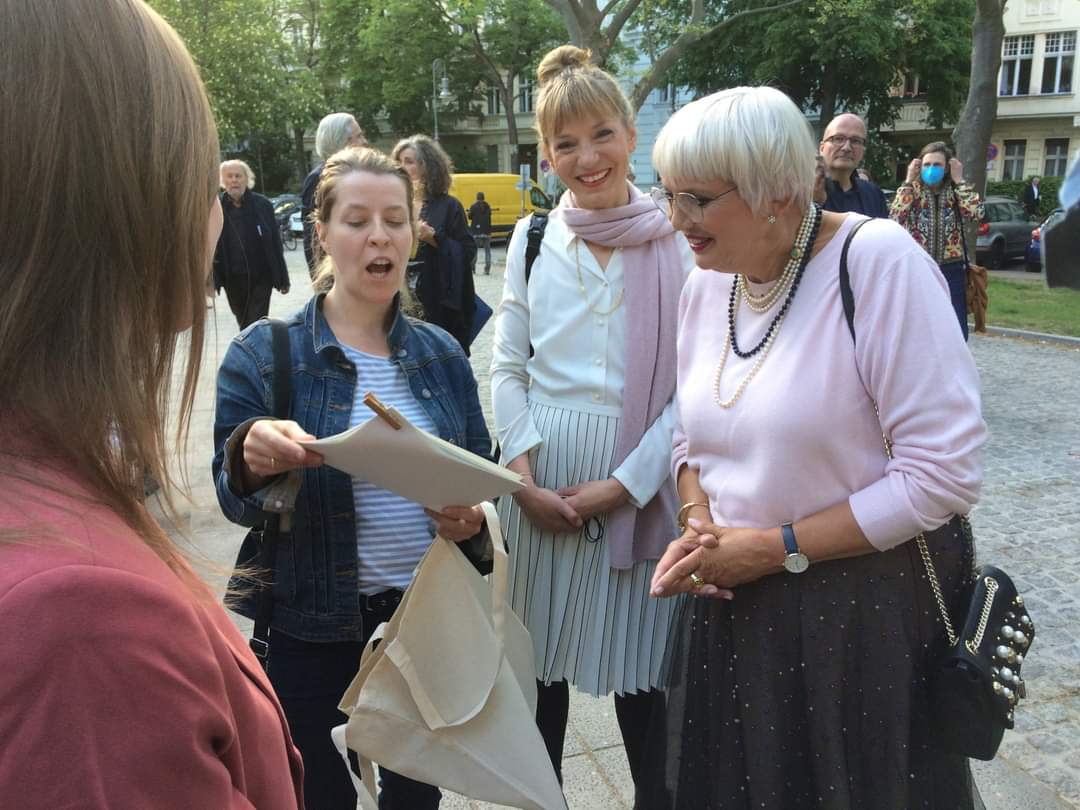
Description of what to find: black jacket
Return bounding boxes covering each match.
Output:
[823,173,889,218]
[1022,183,1040,217]
[212,190,290,291]
[301,165,321,272]
[415,193,477,353]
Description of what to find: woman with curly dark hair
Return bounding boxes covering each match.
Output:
[392,135,478,352]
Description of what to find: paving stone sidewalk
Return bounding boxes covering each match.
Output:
[175,244,1079,809]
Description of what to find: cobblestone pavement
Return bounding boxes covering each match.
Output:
[179,243,1079,809]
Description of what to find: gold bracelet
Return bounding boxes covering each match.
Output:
[676,501,709,533]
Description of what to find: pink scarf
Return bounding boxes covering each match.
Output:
[557,183,683,568]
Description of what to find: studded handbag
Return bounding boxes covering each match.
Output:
[922,539,1035,760]
[838,217,1035,762]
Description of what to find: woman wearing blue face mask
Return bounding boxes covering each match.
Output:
[890,141,983,339]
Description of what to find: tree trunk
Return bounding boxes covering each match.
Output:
[817,62,839,139]
[292,126,308,186]
[952,0,1006,200]
[501,78,520,173]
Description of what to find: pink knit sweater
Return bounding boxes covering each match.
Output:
[672,216,986,550]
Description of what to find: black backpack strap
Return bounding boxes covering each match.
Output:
[838,217,873,345]
[524,212,548,284]
[250,318,292,666]
[523,213,548,358]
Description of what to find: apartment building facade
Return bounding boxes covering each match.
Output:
[881,0,1079,186]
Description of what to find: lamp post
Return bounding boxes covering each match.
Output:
[431,58,451,140]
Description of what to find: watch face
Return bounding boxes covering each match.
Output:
[784,552,810,574]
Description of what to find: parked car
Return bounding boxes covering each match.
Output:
[975,195,1037,269]
[271,194,301,227]
[1025,207,1065,273]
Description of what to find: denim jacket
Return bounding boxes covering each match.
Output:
[213,294,492,642]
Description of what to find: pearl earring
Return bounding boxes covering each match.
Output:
[767,215,777,224]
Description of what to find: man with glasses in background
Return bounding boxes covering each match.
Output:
[819,113,889,217]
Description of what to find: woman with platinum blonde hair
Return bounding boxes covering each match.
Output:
[491,44,695,802]
[647,86,986,807]
[0,0,302,806]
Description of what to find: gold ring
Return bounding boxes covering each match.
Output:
[270,457,277,470]
[688,572,705,590]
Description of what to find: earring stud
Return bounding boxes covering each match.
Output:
[767,215,777,224]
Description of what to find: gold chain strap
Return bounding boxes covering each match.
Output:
[965,576,999,655]
[875,405,960,647]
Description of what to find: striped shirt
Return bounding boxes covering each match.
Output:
[339,343,438,594]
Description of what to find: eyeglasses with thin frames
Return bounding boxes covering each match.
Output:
[822,134,866,148]
[649,186,739,223]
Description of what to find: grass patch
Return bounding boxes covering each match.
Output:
[985,277,1080,337]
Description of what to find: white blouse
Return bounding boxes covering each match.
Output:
[491,211,694,507]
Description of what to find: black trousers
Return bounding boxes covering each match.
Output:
[224,277,272,331]
[535,679,665,807]
[267,594,441,810]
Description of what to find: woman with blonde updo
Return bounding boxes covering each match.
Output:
[490,45,695,800]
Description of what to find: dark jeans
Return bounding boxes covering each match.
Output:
[267,593,441,810]
[535,679,665,807]
[474,234,491,273]
[939,259,969,341]
[224,277,273,331]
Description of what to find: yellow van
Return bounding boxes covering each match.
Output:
[449,173,553,238]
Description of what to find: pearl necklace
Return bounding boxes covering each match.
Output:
[713,205,822,408]
[740,210,816,313]
[729,205,821,360]
[574,240,625,316]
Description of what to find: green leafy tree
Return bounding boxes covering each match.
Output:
[642,0,973,137]
[322,0,484,140]
[543,0,808,110]
[432,0,565,170]
[149,0,287,144]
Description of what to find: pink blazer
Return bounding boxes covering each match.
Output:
[0,476,304,809]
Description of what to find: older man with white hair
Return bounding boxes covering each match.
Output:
[819,112,889,217]
[212,159,290,330]
[301,113,366,274]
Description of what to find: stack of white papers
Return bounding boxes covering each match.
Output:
[301,401,523,510]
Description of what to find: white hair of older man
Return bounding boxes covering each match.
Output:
[315,112,358,161]
[219,159,255,189]
[653,86,816,218]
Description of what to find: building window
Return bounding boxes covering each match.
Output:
[1045,138,1070,176]
[486,88,502,116]
[1041,31,1075,94]
[1003,140,1027,180]
[1000,35,1035,96]
[518,78,534,114]
[486,144,500,173]
[902,74,928,97]
[1024,0,1061,17]
[656,84,670,103]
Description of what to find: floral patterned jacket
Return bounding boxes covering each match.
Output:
[889,182,983,264]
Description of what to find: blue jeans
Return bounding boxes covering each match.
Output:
[474,234,491,273]
[268,608,442,810]
[939,260,969,341]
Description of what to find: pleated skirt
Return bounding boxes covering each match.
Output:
[497,398,682,698]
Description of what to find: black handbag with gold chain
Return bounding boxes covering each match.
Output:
[838,218,1035,761]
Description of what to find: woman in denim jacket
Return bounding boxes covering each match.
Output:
[213,147,492,810]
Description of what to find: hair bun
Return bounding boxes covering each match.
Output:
[537,45,592,86]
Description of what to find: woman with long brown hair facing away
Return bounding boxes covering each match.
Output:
[490,45,694,801]
[0,0,302,806]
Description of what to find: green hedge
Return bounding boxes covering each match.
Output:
[986,176,1063,219]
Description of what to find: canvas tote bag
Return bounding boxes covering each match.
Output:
[331,502,566,810]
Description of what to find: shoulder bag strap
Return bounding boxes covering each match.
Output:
[838,220,960,645]
[523,212,548,359]
[250,318,293,666]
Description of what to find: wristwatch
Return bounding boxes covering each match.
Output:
[781,522,809,574]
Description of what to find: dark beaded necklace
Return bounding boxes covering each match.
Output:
[728,204,823,359]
